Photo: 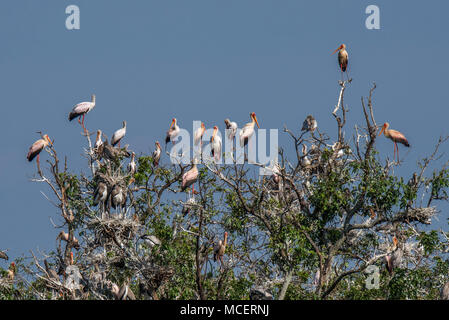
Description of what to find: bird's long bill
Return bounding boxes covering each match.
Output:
[211,127,217,142]
[46,135,54,145]
[169,119,175,130]
[378,126,385,136]
[254,115,260,128]
[332,46,341,55]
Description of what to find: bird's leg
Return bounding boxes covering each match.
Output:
[396,142,400,163]
[118,141,121,149]
[81,114,86,133]
[36,154,41,174]
[393,144,396,163]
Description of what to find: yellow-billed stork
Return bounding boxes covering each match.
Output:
[239,112,259,147]
[379,122,410,162]
[69,94,96,132]
[111,121,127,148]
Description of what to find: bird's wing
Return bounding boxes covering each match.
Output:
[111,128,125,145]
[389,130,409,146]
[27,140,44,161]
[72,102,92,114]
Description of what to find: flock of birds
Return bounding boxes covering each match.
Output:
[12,43,421,296]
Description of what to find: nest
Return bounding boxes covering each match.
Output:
[402,207,436,225]
[88,216,141,245]
[139,265,175,297]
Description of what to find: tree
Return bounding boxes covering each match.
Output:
[2,80,449,300]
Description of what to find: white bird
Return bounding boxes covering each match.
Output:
[239,112,260,147]
[69,94,96,132]
[224,119,238,141]
[301,144,311,167]
[210,126,222,162]
[111,121,127,148]
[194,122,206,146]
[165,118,180,145]
[152,141,161,166]
[128,152,136,174]
[94,129,103,149]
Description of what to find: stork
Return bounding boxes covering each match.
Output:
[152,141,161,166]
[56,231,80,250]
[94,129,103,149]
[210,126,222,162]
[379,122,410,162]
[111,121,127,149]
[7,262,15,280]
[69,94,96,133]
[385,236,403,276]
[332,44,349,81]
[181,163,198,192]
[194,122,206,146]
[93,182,108,218]
[165,118,180,146]
[27,134,53,170]
[239,112,260,147]
[128,152,136,175]
[213,232,228,267]
[224,118,238,141]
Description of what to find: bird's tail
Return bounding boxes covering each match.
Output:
[68,112,78,121]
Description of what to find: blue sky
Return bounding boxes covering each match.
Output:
[1,0,449,262]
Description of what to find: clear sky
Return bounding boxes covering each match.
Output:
[1,0,448,262]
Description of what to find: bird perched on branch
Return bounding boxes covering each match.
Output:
[44,259,60,282]
[332,44,349,80]
[56,231,80,250]
[239,112,259,147]
[224,118,238,141]
[385,236,403,275]
[181,163,198,192]
[213,232,228,266]
[110,282,136,300]
[210,126,222,162]
[166,118,180,145]
[27,134,53,169]
[111,121,127,148]
[7,262,15,280]
[111,184,126,211]
[194,122,206,146]
[94,129,103,149]
[93,181,108,217]
[0,251,8,261]
[152,141,161,166]
[378,122,410,162]
[69,94,96,133]
[301,115,317,133]
[128,152,136,175]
